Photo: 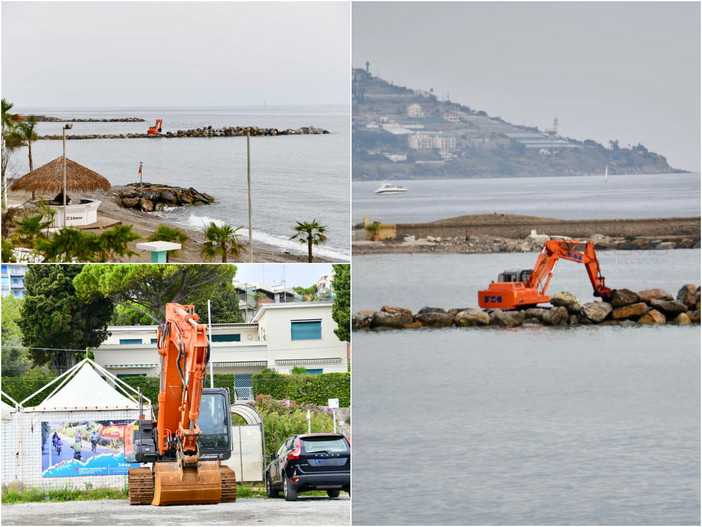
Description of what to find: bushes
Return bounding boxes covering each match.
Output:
[1,373,241,409]
[252,370,350,407]
[242,395,336,458]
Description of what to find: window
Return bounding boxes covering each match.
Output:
[117,373,147,378]
[291,320,322,340]
[119,338,143,345]
[211,334,241,342]
[305,369,323,375]
[150,338,158,344]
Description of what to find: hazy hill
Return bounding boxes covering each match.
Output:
[352,68,683,180]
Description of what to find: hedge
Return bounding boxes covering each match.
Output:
[252,371,350,407]
[1,374,241,409]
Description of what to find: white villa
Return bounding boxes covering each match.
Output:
[93,301,347,401]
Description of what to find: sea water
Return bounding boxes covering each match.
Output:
[353,173,701,224]
[9,105,350,260]
[352,250,700,525]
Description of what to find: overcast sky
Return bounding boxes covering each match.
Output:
[234,263,334,288]
[353,2,700,171]
[2,1,350,108]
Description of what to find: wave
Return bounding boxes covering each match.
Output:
[176,213,350,261]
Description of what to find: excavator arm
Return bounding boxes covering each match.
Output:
[478,239,612,309]
[125,303,236,506]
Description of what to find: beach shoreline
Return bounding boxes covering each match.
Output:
[7,187,343,263]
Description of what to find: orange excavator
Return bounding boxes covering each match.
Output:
[124,303,236,506]
[147,119,163,134]
[478,239,613,309]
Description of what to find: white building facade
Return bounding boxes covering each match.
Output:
[93,302,347,401]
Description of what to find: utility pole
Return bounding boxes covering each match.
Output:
[247,131,253,262]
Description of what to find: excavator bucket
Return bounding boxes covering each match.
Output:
[143,462,237,506]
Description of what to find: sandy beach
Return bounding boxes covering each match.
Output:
[6,187,341,263]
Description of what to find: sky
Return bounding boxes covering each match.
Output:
[233,263,334,288]
[1,1,350,107]
[353,2,701,172]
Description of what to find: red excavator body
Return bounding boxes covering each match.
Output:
[478,239,612,309]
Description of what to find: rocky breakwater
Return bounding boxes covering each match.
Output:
[37,125,329,140]
[354,284,700,331]
[117,183,214,212]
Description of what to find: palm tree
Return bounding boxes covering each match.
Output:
[290,219,327,263]
[201,222,245,263]
[148,224,189,259]
[1,98,23,184]
[12,212,53,248]
[16,115,38,173]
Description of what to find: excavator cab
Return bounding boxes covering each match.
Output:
[497,269,532,283]
[196,389,233,460]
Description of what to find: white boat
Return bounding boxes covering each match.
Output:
[374,183,408,194]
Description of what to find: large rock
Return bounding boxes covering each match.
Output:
[673,312,692,325]
[454,309,491,327]
[650,299,687,317]
[381,306,412,315]
[371,311,413,329]
[159,189,178,204]
[677,284,699,310]
[580,302,613,323]
[611,289,640,307]
[550,292,580,313]
[415,310,455,327]
[690,310,701,323]
[523,308,550,322]
[352,311,375,331]
[490,310,524,328]
[612,302,648,320]
[637,288,673,304]
[543,306,568,326]
[7,480,25,493]
[637,309,666,325]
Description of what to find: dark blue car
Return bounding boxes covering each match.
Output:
[265,433,350,501]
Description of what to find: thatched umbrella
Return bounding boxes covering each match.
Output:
[11,157,111,202]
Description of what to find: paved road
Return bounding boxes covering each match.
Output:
[1,497,350,526]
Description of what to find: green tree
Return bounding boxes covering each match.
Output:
[34,225,140,262]
[74,264,237,323]
[148,224,189,258]
[2,237,17,262]
[331,264,350,342]
[290,219,327,263]
[19,265,113,373]
[293,284,317,300]
[13,212,53,248]
[1,296,30,376]
[16,115,38,173]
[201,222,245,263]
[1,98,23,184]
[190,281,244,324]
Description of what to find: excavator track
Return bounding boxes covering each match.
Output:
[219,466,237,503]
[128,467,154,505]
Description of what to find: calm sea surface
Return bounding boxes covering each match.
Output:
[10,106,350,260]
[352,251,700,525]
[353,173,700,224]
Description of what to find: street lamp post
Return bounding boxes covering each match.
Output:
[62,124,72,227]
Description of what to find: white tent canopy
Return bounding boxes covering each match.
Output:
[1,401,16,420]
[28,361,142,412]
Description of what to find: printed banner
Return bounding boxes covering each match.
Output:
[42,419,139,477]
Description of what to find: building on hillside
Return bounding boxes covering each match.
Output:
[407,103,424,118]
[234,281,300,321]
[443,111,462,123]
[316,268,336,298]
[1,264,27,298]
[92,301,346,401]
[408,132,456,152]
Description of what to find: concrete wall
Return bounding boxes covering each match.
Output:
[393,217,701,240]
